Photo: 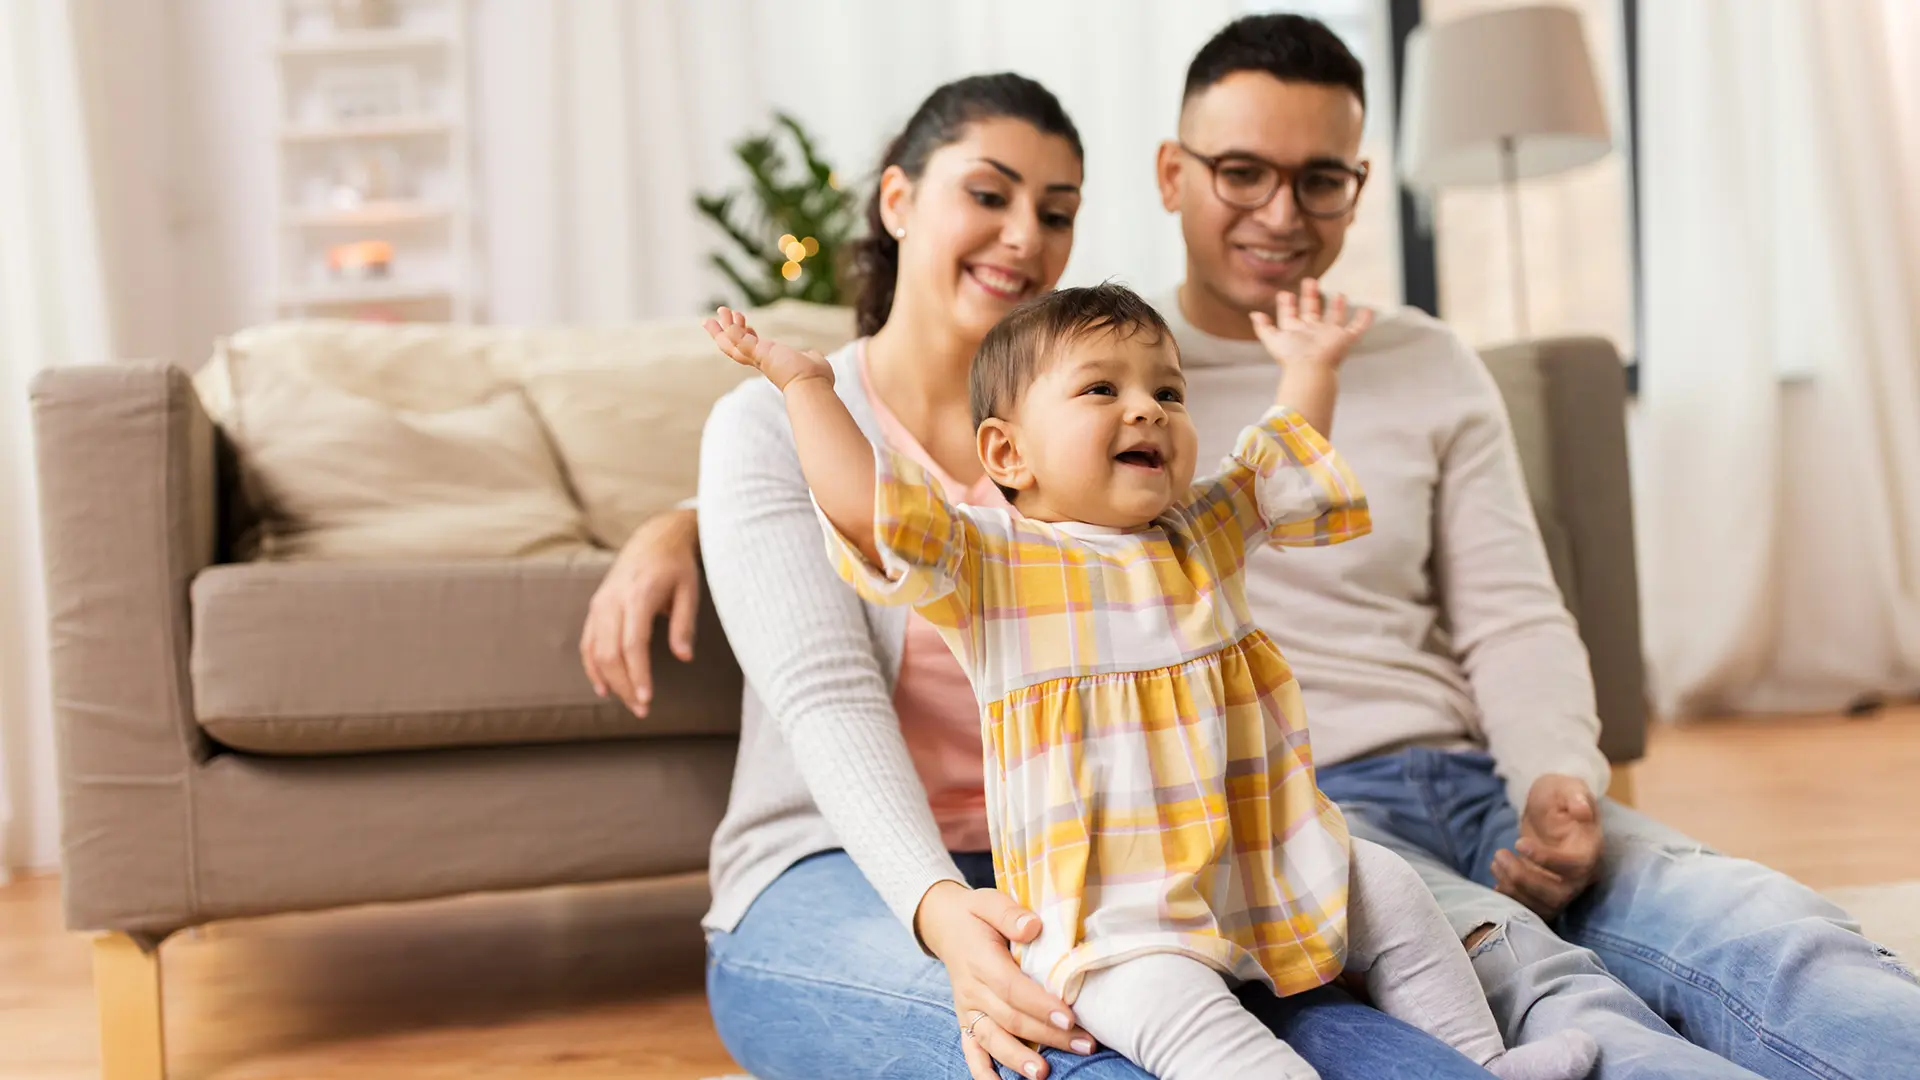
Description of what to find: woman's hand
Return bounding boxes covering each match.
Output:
[916,881,1097,1080]
[579,507,700,715]
[704,306,834,391]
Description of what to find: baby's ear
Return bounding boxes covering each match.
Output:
[976,418,1033,496]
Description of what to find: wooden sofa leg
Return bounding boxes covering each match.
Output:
[1607,762,1638,808]
[93,933,166,1080]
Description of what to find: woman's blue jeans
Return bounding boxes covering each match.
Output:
[706,849,1493,1079]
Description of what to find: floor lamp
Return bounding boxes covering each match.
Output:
[1398,5,1614,341]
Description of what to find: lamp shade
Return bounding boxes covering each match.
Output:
[1398,4,1612,189]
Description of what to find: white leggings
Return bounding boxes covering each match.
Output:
[1070,838,1509,1080]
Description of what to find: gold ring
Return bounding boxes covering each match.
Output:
[963,1010,988,1039]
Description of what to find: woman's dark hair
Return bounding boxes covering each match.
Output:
[849,73,1083,337]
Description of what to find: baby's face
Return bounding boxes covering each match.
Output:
[1006,331,1199,528]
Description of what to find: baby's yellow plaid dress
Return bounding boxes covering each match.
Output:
[825,406,1371,1000]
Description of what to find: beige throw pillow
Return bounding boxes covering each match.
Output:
[199,323,593,561]
[509,301,857,549]
[192,303,856,559]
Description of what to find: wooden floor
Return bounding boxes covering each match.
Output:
[3,707,1917,1080]
[1630,705,1920,888]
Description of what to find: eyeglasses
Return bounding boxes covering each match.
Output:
[1178,143,1369,218]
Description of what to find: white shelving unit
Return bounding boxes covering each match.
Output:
[278,281,456,307]
[276,29,452,58]
[273,0,478,323]
[284,201,453,228]
[280,116,453,143]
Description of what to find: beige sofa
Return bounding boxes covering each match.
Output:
[29,317,1644,1079]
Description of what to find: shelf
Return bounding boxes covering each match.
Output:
[278,31,451,58]
[278,282,452,307]
[275,0,474,326]
[281,116,452,143]
[284,201,455,228]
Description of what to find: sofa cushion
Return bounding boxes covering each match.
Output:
[1479,345,1579,617]
[189,558,741,755]
[194,301,857,557]
[196,323,595,561]
[503,301,857,548]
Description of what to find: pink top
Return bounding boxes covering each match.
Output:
[859,343,1001,852]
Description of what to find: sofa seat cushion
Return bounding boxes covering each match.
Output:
[189,558,741,755]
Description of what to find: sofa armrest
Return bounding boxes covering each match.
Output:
[1480,338,1649,765]
[30,362,217,933]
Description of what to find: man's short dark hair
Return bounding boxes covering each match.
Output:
[1183,14,1366,112]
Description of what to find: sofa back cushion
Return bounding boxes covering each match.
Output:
[504,302,856,548]
[197,323,593,561]
[193,302,857,559]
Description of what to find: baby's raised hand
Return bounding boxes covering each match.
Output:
[703,306,833,391]
[1250,279,1373,371]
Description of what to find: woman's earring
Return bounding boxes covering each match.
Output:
[893,227,906,240]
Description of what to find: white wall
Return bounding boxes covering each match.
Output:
[468,0,1240,324]
[139,0,1403,363]
[133,1,1658,365]
[165,1,280,367]
[471,0,1403,322]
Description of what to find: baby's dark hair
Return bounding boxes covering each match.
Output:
[971,283,1173,500]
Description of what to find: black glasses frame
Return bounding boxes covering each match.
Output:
[1178,143,1370,219]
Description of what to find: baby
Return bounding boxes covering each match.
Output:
[705,283,1597,1080]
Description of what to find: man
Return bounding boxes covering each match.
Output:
[586,14,1920,1080]
[1153,14,1920,1080]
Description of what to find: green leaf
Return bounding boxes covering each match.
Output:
[694,112,861,310]
[709,253,776,308]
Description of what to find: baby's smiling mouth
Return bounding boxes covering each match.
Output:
[1115,447,1165,471]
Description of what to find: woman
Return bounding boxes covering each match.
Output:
[581,74,1491,1080]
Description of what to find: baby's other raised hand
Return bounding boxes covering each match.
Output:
[1250,279,1373,372]
[703,306,833,391]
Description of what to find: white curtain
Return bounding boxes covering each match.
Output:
[0,0,115,878]
[1634,0,1920,716]
[472,0,1404,325]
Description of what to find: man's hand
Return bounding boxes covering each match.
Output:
[1251,279,1372,436]
[1492,773,1603,921]
[1249,278,1373,372]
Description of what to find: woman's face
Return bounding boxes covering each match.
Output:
[885,117,1083,343]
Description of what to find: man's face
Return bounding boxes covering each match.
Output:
[1159,72,1367,324]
